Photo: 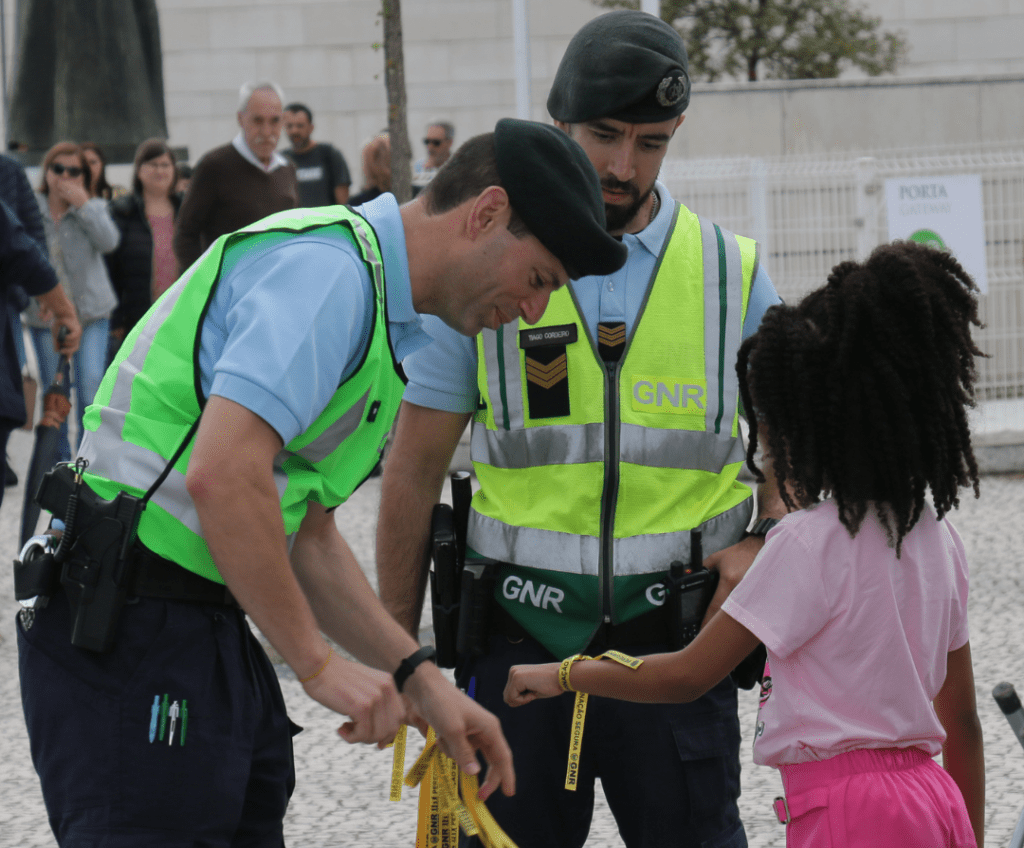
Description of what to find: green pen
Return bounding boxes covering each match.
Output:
[159,693,169,742]
[180,700,188,747]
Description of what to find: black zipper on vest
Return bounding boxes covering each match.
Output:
[598,358,622,626]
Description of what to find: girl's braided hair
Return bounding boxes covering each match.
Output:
[737,241,986,554]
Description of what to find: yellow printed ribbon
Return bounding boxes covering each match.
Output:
[562,651,644,791]
[387,724,408,801]
[389,724,519,848]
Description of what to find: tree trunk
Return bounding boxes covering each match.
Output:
[382,0,412,203]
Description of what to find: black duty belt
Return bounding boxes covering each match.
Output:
[492,603,669,655]
[131,543,239,607]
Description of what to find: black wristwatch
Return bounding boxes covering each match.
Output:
[747,517,781,538]
[394,645,437,693]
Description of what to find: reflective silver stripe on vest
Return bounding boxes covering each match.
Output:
[80,429,289,536]
[472,421,744,471]
[293,388,371,464]
[468,497,752,576]
[480,325,525,431]
[349,217,386,300]
[699,216,744,435]
[105,266,195,436]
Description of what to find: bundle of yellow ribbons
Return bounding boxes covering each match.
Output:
[389,725,517,848]
[387,650,643,845]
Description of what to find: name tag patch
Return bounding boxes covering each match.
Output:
[519,324,578,349]
[631,376,706,415]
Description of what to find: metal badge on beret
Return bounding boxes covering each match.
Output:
[656,70,689,108]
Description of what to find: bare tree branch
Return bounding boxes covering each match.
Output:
[382,0,412,202]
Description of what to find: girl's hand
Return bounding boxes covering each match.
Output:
[504,662,563,707]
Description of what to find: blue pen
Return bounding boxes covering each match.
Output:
[467,676,476,700]
[149,696,160,743]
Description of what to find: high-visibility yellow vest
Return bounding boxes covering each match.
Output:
[78,206,405,583]
[471,202,758,657]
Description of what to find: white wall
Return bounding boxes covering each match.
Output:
[155,0,603,175]
[2,1,1023,168]
[859,0,1024,79]
[672,74,1024,159]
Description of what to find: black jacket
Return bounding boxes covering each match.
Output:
[0,198,59,427]
[105,192,182,334]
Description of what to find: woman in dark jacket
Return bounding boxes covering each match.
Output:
[105,138,181,362]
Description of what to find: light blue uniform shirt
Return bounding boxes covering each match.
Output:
[197,193,430,444]
[404,181,781,414]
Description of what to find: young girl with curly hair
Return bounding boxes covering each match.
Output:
[505,241,986,847]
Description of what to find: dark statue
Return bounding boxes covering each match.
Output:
[7,0,168,161]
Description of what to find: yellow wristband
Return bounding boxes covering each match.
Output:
[299,646,333,683]
[558,654,590,692]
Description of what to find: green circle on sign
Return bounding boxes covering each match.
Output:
[909,228,947,251]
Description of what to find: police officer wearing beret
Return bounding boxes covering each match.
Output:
[379,12,788,848]
[17,119,626,846]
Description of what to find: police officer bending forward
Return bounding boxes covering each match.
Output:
[378,12,788,848]
[17,119,626,847]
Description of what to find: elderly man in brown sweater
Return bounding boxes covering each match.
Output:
[174,80,298,270]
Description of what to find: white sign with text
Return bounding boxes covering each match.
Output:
[884,174,988,294]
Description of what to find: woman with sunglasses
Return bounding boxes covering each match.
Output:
[22,141,119,461]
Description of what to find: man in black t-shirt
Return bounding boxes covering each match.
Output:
[283,103,351,206]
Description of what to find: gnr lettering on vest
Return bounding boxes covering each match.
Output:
[502,575,565,612]
[632,379,704,411]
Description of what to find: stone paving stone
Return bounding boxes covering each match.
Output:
[1,423,1021,846]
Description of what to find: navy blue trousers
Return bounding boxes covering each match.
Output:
[18,590,298,847]
[457,634,747,848]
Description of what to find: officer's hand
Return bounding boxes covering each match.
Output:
[403,670,516,802]
[503,662,562,708]
[701,535,765,626]
[301,653,406,745]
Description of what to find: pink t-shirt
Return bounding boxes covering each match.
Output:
[722,498,970,767]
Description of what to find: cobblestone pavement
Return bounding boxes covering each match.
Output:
[1,425,1022,847]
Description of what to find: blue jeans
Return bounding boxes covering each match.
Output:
[30,318,109,462]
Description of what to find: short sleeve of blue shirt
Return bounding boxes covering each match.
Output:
[198,233,372,444]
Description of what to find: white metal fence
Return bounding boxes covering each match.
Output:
[661,145,1024,401]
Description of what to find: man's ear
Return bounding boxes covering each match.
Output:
[466,186,511,239]
[237,112,244,129]
[553,120,571,135]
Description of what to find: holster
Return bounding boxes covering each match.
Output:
[429,504,460,668]
[429,472,475,668]
[32,462,145,652]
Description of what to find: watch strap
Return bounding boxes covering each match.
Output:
[394,645,437,693]
[748,517,781,537]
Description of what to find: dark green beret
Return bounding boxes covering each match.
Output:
[494,118,627,280]
[548,10,690,125]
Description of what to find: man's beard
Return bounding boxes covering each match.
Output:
[602,176,653,232]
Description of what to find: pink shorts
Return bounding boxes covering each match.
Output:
[776,747,976,848]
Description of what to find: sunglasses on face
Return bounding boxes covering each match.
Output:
[423,138,444,147]
[50,163,83,177]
